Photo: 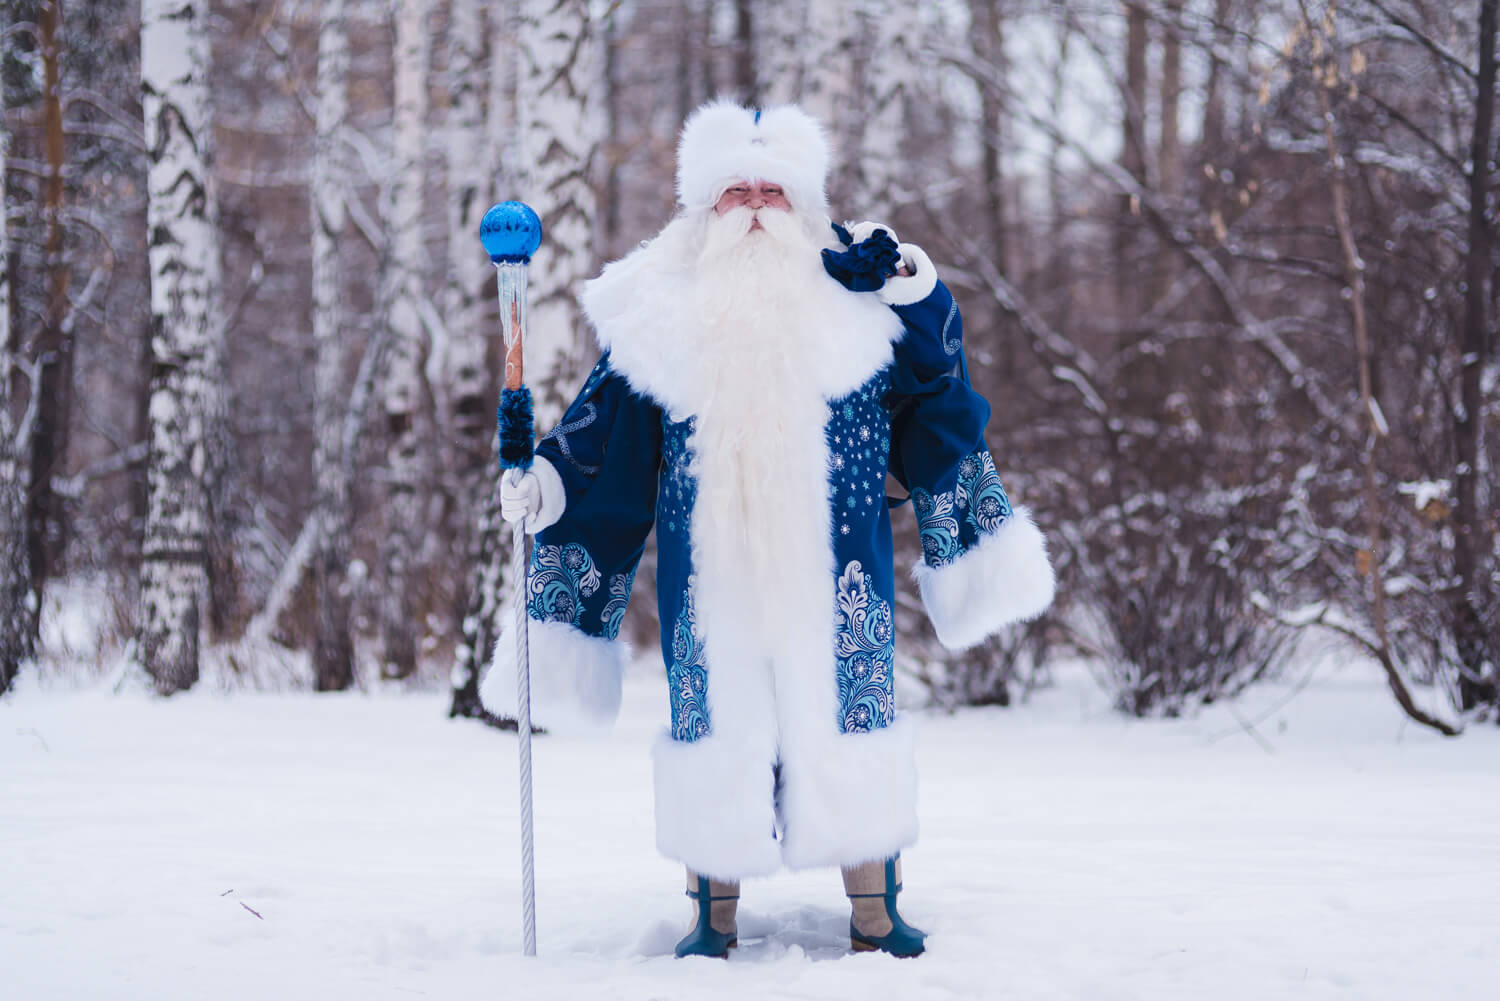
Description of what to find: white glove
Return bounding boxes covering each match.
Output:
[845,219,898,247]
[501,467,544,531]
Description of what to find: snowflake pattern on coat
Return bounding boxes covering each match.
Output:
[667,577,711,742]
[834,560,895,733]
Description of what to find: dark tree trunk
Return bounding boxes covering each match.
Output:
[28,0,73,636]
[1455,0,1498,713]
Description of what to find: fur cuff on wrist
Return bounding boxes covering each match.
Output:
[912,506,1056,650]
[877,243,938,306]
[480,618,627,732]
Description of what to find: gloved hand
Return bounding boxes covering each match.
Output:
[501,467,545,532]
[823,220,902,292]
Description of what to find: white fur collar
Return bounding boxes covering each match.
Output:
[580,216,903,417]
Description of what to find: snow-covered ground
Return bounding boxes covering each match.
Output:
[3,656,1497,1001]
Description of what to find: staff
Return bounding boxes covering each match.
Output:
[479,200,542,957]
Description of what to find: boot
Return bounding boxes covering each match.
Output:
[843,855,926,957]
[674,869,739,958]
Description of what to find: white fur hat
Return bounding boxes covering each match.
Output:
[675,99,831,213]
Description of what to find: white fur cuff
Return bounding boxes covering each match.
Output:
[877,243,938,306]
[528,456,566,534]
[480,618,627,733]
[912,505,1056,651]
[778,716,920,870]
[653,733,784,881]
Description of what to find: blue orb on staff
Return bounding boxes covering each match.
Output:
[481,201,543,264]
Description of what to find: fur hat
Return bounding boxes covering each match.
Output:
[675,99,831,214]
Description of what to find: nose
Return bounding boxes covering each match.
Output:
[746,187,765,209]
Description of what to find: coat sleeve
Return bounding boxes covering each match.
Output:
[886,281,1055,651]
[481,352,662,731]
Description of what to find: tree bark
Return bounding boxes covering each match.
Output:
[451,2,519,721]
[1201,0,1234,154]
[1,44,35,696]
[311,0,354,691]
[973,0,1009,278]
[1159,0,1184,197]
[733,0,757,103]
[138,0,228,694]
[378,0,434,682]
[1117,1,1151,319]
[28,0,73,639]
[515,0,602,429]
[1454,0,1498,712]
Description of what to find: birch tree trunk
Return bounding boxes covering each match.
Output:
[378,0,433,681]
[515,0,601,428]
[1,53,34,696]
[311,0,355,691]
[443,0,491,480]
[137,0,227,694]
[446,0,505,719]
[760,0,854,201]
[28,0,73,636]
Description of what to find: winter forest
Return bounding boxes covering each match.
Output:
[3,0,1496,730]
[4,1,1500,996]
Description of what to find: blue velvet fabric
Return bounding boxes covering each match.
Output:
[822,224,901,292]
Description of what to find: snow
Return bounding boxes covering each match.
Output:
[3,658,1498,1001]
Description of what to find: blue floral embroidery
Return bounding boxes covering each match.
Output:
[526,542,601,626]
[911,487,961,568]
[600,570,635,640]
[956,449,1011,537]
[834,561,895,733]
[667,577,711,742]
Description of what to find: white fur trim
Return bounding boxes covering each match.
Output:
[912,506,1056,651]
[877,243,938,306]
[778,716,920,870]
[526,456,566,534]
[582,218,903,412]
[845,219,898,246]
[479,619,626,733]
[676,100,830,213]
[652,732,784,880]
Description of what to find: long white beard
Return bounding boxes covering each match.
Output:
[678,207,839,664]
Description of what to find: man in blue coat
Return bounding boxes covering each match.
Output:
[483,100,1055,958]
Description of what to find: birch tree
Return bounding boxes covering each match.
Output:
[137,0,227,693]
[1,51,35,696]
[311,0,354,690]
[442,0,492,479]
[848,0,922,221]
[759,0,856,200]
[378,0,433,681]
[514,0,602,427]
[449,0,511,721]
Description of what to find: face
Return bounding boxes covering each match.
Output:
[714,180,791,226]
